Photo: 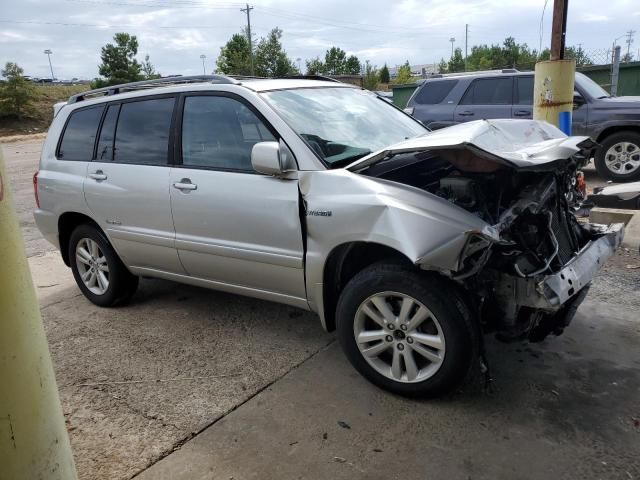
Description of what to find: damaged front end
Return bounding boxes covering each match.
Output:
[351,120,624,342]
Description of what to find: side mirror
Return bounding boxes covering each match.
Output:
[573,91,585,108]
[251,141,285,176]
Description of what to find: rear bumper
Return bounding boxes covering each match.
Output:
[33,208,60,249]
[496,222,624,311]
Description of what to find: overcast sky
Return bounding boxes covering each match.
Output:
[0,0,638,79]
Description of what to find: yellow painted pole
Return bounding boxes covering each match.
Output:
[0,149,77,479]
[533,58,576,130]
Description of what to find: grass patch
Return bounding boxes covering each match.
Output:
[0,84,87,136]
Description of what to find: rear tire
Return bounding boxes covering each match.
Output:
[594,131,640,182]
[68,224,138,307]
[336,262,478,397]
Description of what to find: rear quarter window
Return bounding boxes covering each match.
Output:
[413,80,458,105]
[57,105,104,161]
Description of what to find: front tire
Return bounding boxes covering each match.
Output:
[594,131,640,182]
[336,263,478,397]
[68,224,138,307]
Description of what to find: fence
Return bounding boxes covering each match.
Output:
[578,62,640,96]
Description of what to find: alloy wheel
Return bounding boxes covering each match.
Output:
[75,238,110,295]
[604,141,640,175]
[353,291,446,383]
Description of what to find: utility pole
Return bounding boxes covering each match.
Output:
[549,0,568,60]
[449,37,455,58]
[241,3,254,75]
[625,29,635,61]
[611,45,621,96]
[464,25,468,71]
[533,0,574,133]
[200,54,206,75]
[43,49,54,81]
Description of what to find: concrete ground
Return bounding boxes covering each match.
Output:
[2,138,640,480]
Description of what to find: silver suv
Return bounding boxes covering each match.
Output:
[35,75,623,396]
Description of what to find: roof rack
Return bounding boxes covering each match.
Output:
[68,75,238,104]
[283,74,341,83]
[425,68,521,79]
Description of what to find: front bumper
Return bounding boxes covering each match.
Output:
[495,222,624,311]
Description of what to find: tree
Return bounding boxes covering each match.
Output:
[566,46,594,66]
[437,58,448,74]
[141,54,160,80]
[345,55,361,75]
[321,47,361,75]
[0,62,34,118]
[254,28,297,77]
[96,33,142,86]
[323,47,347,74]
[448,48,465,73]
[216,33,252,75]
[379,63,390,83]
[305,57,324,75]
[622,52,634,63]
[363,61,379,90]
[393,61,413,84]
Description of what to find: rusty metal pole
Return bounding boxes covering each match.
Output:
[533,0,575,132]
[0,149,77,479]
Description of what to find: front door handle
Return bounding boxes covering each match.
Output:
[173,179,197,191]
[88,170,107,181]
[514,110,531,117]
[458,110,474,116]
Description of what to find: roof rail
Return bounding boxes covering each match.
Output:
[425,68,521,80]
[68,75,238,104]
[282,74,341,83]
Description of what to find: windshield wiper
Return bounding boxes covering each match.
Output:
[329,150,372,168]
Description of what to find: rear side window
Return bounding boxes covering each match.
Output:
[460,77,513,105]
[515,76,534,104]
[414,80,457,105]
[58,105,104,160]
[114,97,175,165]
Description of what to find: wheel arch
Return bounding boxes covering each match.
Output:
[321,242,413,332]
[595,125,640,144]
[58,212,102,266]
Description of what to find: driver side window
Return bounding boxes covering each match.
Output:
[181,96,275,171]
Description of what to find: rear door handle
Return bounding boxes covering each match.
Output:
[458,110,474,116]
[514,110,531,117]
[173,179,197,191]
[88,170,107,181]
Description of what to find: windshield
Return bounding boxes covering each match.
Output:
[575,72,611,99]
[262,87,428,167]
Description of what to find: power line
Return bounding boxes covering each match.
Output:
[0,18,241,29]
[539,0,549,53]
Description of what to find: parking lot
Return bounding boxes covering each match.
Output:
[3,137,640,480]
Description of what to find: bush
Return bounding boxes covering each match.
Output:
[0,62,35,118]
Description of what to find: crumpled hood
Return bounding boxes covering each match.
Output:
[347,119,590,171]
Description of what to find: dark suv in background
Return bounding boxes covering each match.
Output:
[405,71,640,182]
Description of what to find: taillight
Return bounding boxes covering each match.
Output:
[33,170,40,208]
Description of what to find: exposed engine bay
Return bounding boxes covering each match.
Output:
[358,146,619,343]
